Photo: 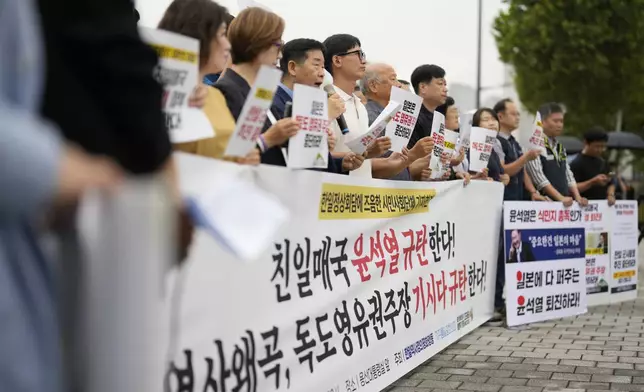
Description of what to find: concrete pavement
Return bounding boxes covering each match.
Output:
[385,243,644,392]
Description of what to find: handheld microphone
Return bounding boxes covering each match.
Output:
[323,84,350,135]
[284,101,293,118]
[321,70,350,135]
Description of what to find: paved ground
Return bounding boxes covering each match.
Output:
[386,244,644,392]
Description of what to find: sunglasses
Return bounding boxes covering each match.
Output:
[337,49,366,62]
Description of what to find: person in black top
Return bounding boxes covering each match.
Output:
[470,108,509,185]
[214,7,300,153]
[407,64,448,150]
[569,127,616,206]
[267,38,363,173]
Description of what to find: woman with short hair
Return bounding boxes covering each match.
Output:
[158,0,259,163]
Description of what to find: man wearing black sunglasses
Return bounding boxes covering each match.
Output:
[323,34,410,180]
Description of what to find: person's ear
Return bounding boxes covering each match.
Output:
[332,55,342,69]
[287,60,298,78]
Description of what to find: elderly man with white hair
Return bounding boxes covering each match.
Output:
[360,63,434,181]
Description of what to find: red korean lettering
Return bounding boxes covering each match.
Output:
[382,229,400,275]
[415,224,429,266]
[402,229,415,270]
[370,231,387,278]
[351,234,371,282]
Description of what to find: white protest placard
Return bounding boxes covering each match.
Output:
[139,27,213,144]
[582,202,611,306]
[287,84,331,169]
[527,112,547,155]
[385,87,422,152]
[169,157,504,392]
[468,127,497,173]
[176,152,290,262]
[437,129,459,177]
[224,65,282,157]
[457,111,473,151]
[175,108,216,143]
[346,101,402,155]
[609,201,639,302]
[429,111,446,179]
[503,202,587,327]
[238,0,272,11]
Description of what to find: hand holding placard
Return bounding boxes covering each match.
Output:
[345,101,402,155]
[468,126,498,173]
[224,66,282,157]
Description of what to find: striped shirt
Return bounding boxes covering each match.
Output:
[526,137,577,190]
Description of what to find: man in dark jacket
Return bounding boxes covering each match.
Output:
[267,38,364,173]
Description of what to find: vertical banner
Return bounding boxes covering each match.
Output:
[582,202,611,306]
[139,27,214,144]
[288,84,331,169]
[503,202,587,327]
[610,201,638,301]
[386,87,422,152]
[225,66,282,157]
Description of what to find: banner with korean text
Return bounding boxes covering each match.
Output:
[169,155,504,392]
[582,201,611,306]
[503,202,587,327]
[610,200,639,303]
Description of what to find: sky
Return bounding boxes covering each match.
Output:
[136,0,510,99]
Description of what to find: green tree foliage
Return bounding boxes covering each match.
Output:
[494,0,644,136]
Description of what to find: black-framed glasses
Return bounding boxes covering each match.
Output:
[337,49,366,62]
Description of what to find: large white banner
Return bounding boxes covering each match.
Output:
[169,155,504,392]
[503,202,587,327]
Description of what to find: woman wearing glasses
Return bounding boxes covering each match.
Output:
[215,7,300,153]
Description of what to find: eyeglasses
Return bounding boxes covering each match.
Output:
[273,40,285,49]
[337,49,366,62]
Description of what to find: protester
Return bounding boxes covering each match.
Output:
[323,34,409,179]
[203,13,235,85]
[215,6,301,157]
[569,127,616,205]
[398,79,412,92]
[38,0,198,390]
[158,0,259,165]
[407,64,448,149]
[361,63,433,181]
[1,0,121,391]
[493,98,543,200]
[362,63,401,124]
[267,38,364,172]
[488,99,542,323]
[435,97,475,184]
[471,108,510,185]
[526,103,588,207]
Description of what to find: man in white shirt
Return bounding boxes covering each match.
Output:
[323,34,410,179]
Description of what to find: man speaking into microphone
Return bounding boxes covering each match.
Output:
[323,34,410,179]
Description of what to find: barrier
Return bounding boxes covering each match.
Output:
[167,154,639,391]
[167,154,504,392]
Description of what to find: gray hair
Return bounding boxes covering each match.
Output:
[360,65,381,96]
